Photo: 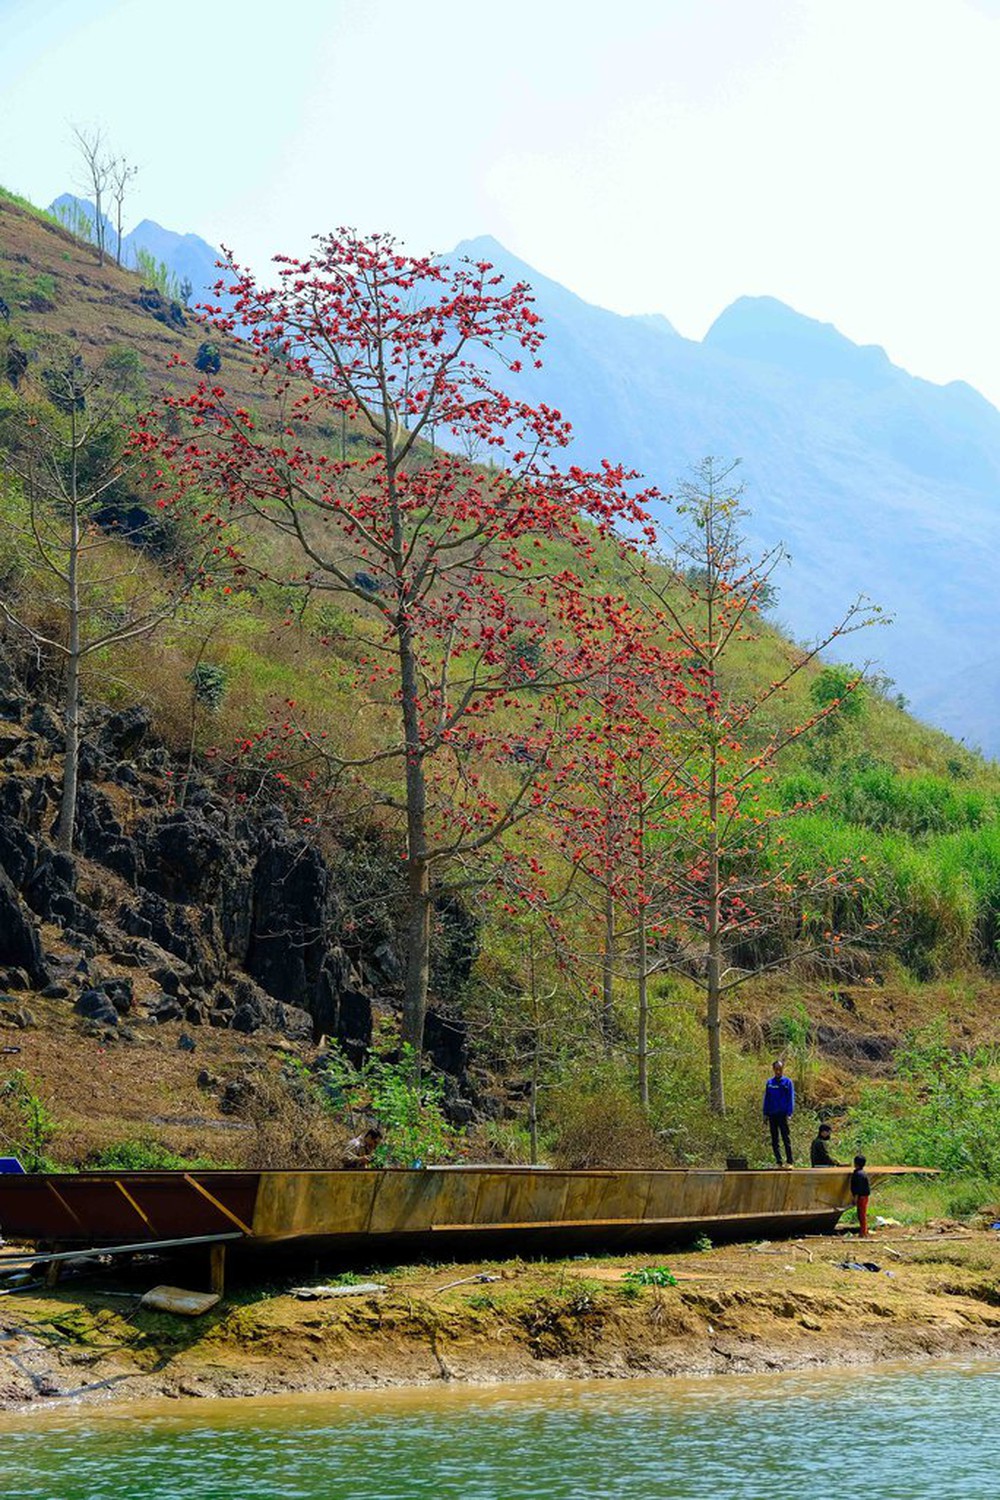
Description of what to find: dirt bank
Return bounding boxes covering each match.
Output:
[2,1225,1000,1410]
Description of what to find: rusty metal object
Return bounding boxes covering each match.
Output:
[0,1165,931,1254]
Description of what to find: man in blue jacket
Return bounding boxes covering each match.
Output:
[763,1059,795,1166]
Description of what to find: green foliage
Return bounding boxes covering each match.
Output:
[811,664,867,721]
[190,661,227,711]
[316,1042,461,1166]
[771,1000,811,1052]
[781,763,997,839]
[0,1070,57,1171]
[547,1063,667,1168]
[85,1138,219,1171]
[850,1024,1000,1180]
[692,1233,713,1252]
[623,1265,677,1286]
[194,341,222,375]
[135,247,180,300]
[52,198,96,244]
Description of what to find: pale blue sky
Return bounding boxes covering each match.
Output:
[2,0,1000,403]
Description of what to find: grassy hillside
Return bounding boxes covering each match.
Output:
[3,183,1000,1200]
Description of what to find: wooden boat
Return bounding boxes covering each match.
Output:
[0,1164,928,1256]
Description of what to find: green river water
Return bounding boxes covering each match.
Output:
[0,1361,997,1499]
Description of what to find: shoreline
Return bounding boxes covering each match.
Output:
[2,1229,999,1412]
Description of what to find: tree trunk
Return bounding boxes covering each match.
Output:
[602,888,615,1054]
[55,433,81,854]
[706,750,725,1115]
[637,904,650,1112]
[401,853,431,1062]
[397,602,431,1068]
[528,1054,539,1165]
[528,933,540,1163]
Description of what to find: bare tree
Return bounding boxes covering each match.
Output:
[634,459,880,1114]
[72,125,111,265]
[0,349,215,852]
[110,156,139,268]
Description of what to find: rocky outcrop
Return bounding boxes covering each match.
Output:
[0,677,481,1081]
[0,868,47,984]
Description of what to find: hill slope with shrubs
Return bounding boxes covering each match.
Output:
[1,184,999,1207]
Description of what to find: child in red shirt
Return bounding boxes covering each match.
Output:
[850,1154,872,1238]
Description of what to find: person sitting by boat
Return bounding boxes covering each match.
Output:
[850,1154,872,1238]
[763,1059,795,1166]
[810,1122,843,1167]
[343,1127,383,1169]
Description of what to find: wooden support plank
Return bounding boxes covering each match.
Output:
[114,1180,158,1235]
[183,1174,252,1236]
[44,1181,86,1231]
[209,1242,226,1299]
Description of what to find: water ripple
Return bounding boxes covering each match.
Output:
[1,1362,998,1499]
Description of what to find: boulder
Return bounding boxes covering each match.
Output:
[149,960,193,996]
[332,989,372,1064]
[39,982,70,999]
[98,705,152,758]
[0,869,46,984]
[75,989,119,1026]
[99,978,133,1015]
[0,815,38,889]
[140,808,233,904]
[424,1008,470,1077]
[26,703,62,747]
[150,996,184,1024]
[246,831,331,1010]
[120,889,223,983]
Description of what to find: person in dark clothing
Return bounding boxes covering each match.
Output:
[762,1059,795,1166]
[810,1122,842,1167]
[850,1154,872,1237]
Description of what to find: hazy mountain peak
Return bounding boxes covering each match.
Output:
[705,294,893,386]
[630,311,680,338]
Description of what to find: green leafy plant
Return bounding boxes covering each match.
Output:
[850,1023,1000,1179]
[623,1266,678,1287]
[0,1070,57,1171]
[85,1138,218,1170]
[316,1042,461,1166]
[134,247,180,299]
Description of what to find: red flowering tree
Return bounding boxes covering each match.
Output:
[548,627,688,1108]
[141,230,655,1061]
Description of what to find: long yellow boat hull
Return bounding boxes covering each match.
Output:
[0,1166,927,1253]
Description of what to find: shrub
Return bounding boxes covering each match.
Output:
[194,341,222,375]
[850,1024,1000,1180]
[85,1138,216,1171]
[548,1068,667,1169]
[0,1070,56,1171]
[315,1043,461,1167]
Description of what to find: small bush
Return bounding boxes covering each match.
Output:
[194,341,222,375]
[85,1138,216,1171]
[316,1043,461,1167]
[850,1024,1000,1180]
[623,1266,677,1287]
[548,1069,667,1169]
[0,1070,57,1171]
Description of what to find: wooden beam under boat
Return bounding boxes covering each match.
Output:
[0,1165,933,1254]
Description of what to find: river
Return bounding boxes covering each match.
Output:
[1,1360,997,1499]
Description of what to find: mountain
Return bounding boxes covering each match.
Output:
[49,195,226,309]
[452,236,1000,755]
[123,218,226,306]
